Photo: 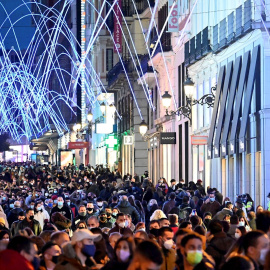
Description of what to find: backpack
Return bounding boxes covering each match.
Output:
[178,206,192,220]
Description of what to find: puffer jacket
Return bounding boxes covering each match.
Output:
[55,243,96,270]
[115,200,140,224]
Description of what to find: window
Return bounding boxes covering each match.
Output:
[106,49,113,71]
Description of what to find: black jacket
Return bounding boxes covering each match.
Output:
[50,205,72,221]
[18,218,42,236]
[115,200,140,224]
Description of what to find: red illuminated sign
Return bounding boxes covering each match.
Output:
[67,142,90,149]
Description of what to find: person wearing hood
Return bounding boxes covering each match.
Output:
[115,196,140,225]
[55,229,101,270]
[213,202,233,221]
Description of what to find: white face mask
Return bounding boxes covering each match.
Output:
[235,232,241,239]
[118,222,125,228]
[164,239,174,250]
[97,202,103,207]
[260,248,269,264]
[239,221,245,227]
[119,249,130,262]
[125,220,129,227]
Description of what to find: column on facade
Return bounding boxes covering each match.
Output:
[133,83,148,176]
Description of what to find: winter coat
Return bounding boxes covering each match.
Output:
[213,208,233,221]
[205,231,235,268]
[162,199,176,216]
[34,209,50,229]
[200,201,221,216]
[160,247,176,270]
[0,206,9,228]
[115,200,140,224]
[50,205,72,221]
[101,259,129,270]
[7,207,23,226]
[18,218,42,236]
[55,243,96,270]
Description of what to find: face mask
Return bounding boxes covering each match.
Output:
[163,239,174,250]
[139,228,145,231]
[45,193,49,197]
[239,221,245,226]
[30,205,34,209]
[54,200,58,204]
[79,212,86,217]
[54,190,57,194]
[48,203,53,208]
[149,228,159,237]
[2,197,6,201]
[58,201,63,207]
[10,204,14,209]
[67,202,70,206]
[118,222,125,228]
[106,212,111,218]
[97,202,103,207]
[125,220,129,227]
[89,182,92,185]
[186,250,203,266]
[29,215,34,221]
[235,232,241,239]
[259,248,269,264]
[209,197,215,202]
[37,206,42,211]
[51,255,59,264]
[119,249,130,262]
[32,256,40,270]
[112,213,117,217]
[82,244,96,257]
[100,216,107,222]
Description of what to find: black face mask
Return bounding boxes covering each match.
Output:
[100,216,107,222]
[87,207,94,212]
[52,255,59,264]
[106,213,111,218]
[149,228,159,237]
[29,216,34,221]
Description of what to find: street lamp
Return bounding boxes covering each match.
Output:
[87,112,93,122]
[162,76,216,121]
[100,102,106,115]
[183,77,195,98]
[139,120,148,136]
[161,91,172,115]
[109,103,116,115]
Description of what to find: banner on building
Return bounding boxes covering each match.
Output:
[114,0,122,53]
[160,132,176,144]
[191,136,208,145]
[68,142,90,149]
[168,0,180,32]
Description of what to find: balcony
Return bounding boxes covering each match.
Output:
[122,0,155,17]
[150,33,172,58]
[107,60,130,86]
[184,27,211,67]
[138,54,154,76]
[212,0,253,53]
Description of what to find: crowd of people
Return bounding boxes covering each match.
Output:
[0,162,269,270]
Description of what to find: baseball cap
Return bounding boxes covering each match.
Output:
[71,229,102,245]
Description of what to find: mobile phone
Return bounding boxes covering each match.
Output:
[191,209,196,216]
